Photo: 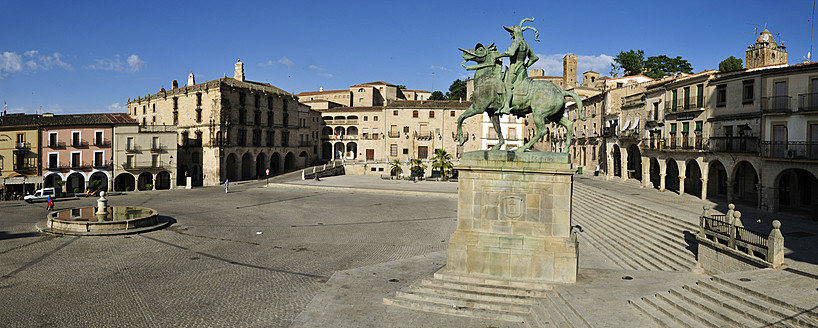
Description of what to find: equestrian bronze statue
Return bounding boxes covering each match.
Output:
[456,18,586,152]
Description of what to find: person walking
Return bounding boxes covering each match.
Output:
[224,179,229,193]
[46,195,53,211]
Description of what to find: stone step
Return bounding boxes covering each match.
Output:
[572,203,693,271]
[407,285,538,306]
[572,198,697,252]
[628,298,686,328]
[525,301,556,328]
[545,289,592,328]
[573,185,699,232]
[571,209,667,271]
[382,296,528,323]
[422,278,551,299]
[682,282,782,327]
[572,218,650,271]
[703,277,818,327]
[433,271,554,292]
[573,227,631,270]
[636,293,699,328]
[573,186,698,233]
[653,290,723,328]
[667,287,761,327]
[394,290,531,314]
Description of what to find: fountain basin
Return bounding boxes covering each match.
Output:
[42,206,166,235]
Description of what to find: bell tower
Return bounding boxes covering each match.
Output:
[746,29,787,69]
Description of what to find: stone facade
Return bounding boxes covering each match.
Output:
[746,29,788,69]
[127,61,320,186]
[112,124,177,191]
[446,151,578,283]
[0,115,41,197]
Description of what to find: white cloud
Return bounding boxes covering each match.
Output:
[107,102,127,111]
[308,65,323,70]
[430,65,451,72]
[0,50,73,78]
[318,73,334,78]
[126,54,145,72]
[529,53,615,82]
[278,56,295,70]
[258,60,275,67]
[86,54,144,72]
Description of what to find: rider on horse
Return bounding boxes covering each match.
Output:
[497,17,540,116]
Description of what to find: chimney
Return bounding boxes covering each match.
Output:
[188,73,195,86]
[234,59,245,81]
[172,80,179,89]
[319,87,324,92]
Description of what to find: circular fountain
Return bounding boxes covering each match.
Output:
[39,191,169,235]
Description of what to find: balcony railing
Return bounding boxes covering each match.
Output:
[150,144,166,152]
[662,135,704,150]
[15,142,30,149]
[762,141,818,160]
[707,137,760,154]
[761,96,791,113]
[666,99,704,113]
[125,146,141,152]
[94,139,111,146]
[798,93,818,113]
[300,140,311,147]
[123,161,167,170]
[388,131,401,138]
[13,162,34,172]
[48,141,66,148]
[414,131,433,140]
[71,140,89,147]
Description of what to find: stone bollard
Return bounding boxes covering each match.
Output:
[96,191,108,216]
[767,220,785,268]
[699,205,710,237]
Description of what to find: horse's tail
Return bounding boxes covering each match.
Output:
[564,91,585,121]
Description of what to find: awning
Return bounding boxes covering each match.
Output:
[0,176,43,185]
[632,116,640,129]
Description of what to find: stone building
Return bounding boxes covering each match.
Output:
[317,100,481,176]
[296,82,431,110]
[127,61,320,186]
[39,113,135,194]
[746,29,787,69]
[112,124,178,191]
[0,114,42,197]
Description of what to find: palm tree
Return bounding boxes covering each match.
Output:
[410,158,426,180]
[390,159,402,177]
[431,149,453,180]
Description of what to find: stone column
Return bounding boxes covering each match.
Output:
[446,150,577,283]
[726,178,734,204]
[659,173,666,192]
[641,157,650,188]
[679,175,686,195]
[620,148,628,182]
[701,177,708,200]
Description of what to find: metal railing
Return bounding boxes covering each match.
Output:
[663,136,704,150]
[125,146,141,152]
[150,144,166,151]
[48,141,66,148]
[666,98,703,112]
[761,141,818,160]
[414,131,433,140]
[71,140,89,147]
[388,131,401,138]
[707,137,760,153]
[15,142,30,149]
[761,96,791,113]
[94,139,111,146]
[798,93,818,112]
[123,161,167,169]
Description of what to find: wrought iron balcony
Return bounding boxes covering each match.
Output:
[797,93,818,113]
[762,96,792,113]
[707,137,760,154]
[125,146,141,152]
[388,131,401,138]
[414,131,433,140]
[762,141,818,160]
[94,139,111,147]
[15,142,30,149]
[150,144,166,152]
[48,141,66,148]
[71,140,89,147]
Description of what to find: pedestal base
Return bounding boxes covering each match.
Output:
[446,150,578,284]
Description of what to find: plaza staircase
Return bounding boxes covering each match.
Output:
[383,271,591,327]
[628,275,818,327]
[571,183,699,272]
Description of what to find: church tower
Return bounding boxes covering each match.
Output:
[563,54,577,89]
[746,29,787,69]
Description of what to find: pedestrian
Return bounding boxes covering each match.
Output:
[47,195,53,211]
[224,179,229,193]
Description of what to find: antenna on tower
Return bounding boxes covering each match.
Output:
[811,0,816,62]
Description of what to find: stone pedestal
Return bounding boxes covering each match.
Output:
[446,150,578,284]
[186,177,192,189]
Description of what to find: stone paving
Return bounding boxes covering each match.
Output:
[1,172,816,327]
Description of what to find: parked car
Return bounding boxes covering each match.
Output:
[24,188,56,203]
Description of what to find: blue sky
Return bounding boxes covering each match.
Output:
[1,0,815,114]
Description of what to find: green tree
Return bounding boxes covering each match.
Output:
[445,79,468,101]
[410,159,426,179]
[643,55,693,79]
[397,85,407,89]
[719,56,743,72]
[429,91,446,100]
[612,50,645,77]
[431,149,453,180]
[390,159,402,177]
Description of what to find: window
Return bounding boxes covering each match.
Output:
[152,137,159,149]
[152,104,156,112]
[695,121,703,132]
[451,111,456,117]
[71,152,81,168]
[254,95,260,108]
[142,105,146,114]
[671,90,678,111]
[126,137,134,150]
[429,111,435,118]
[196,108,202,123]
[616,82,623,88]
[670,123,677,134]
[508,127,517,140]
[152,154,159,168]
[697,84,704,108]
[268,97,274,110]
[682,122,689,133]
[393,110,398,116]
[268,112,274,127]
[283,99,288,112]
[49,132,58,147]
[126,155,134,168]
[196,93,202,106]
[742,80,754,104]
[683,87,690,109]
[72,131,81,147]
[390,144,398,156]
[48,153,58,169]
[403,126,409,133]
[363,116,368,121]
[373,116,378,121]
[240,93,246,107]
[94,151,104,167]
[95,131,104,145]
[716,85,726,107]
[403,148,409,154]
[173,97,179,110]
[488,128,497,139]
[412,110,419,118]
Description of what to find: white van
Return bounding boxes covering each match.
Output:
[24,188,56,203]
